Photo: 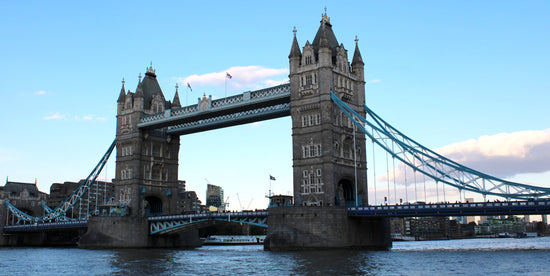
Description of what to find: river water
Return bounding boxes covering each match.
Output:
[1,237,549,275]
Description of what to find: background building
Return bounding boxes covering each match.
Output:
[206,184,224,210]
[0,180,48,222]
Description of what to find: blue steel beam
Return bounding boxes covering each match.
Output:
[137,84,290,135]
[5,140,116,223]
[348,199,550,217]
[2,220,88,233]
[331,92,550,200]
[148,211,268,235]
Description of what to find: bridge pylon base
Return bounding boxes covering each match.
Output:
[79,216,201,248]
[264,206,391,251]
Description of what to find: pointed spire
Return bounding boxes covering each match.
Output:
[146,61,156,77]
[322,6,330,24]
[135,78,144,97]
[352,35,364,66]
[289,26,302,58]
[319,28,330,48]
[172,83,181,108]
[117,78,126,103]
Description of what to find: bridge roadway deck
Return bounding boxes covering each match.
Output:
[348,199,550,217]
[137,84,290,135]
[2,220,88,233]
[148,211,269,235]
[4,200,550,233]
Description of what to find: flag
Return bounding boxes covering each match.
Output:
[187,82,192,92]
[226,72,232,79]
[270,175,276,181]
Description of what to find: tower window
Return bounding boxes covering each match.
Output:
[305,55,312,65]
[306,75,313,85]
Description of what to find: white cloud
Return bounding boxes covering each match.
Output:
[377,129,550,184]
[367,79,381,84]
[74,115,108,122]
[44,113,107,122]
[34,90,47,95]
[43,112,66,120]
[437,129,550,178]
[177,65,288,92]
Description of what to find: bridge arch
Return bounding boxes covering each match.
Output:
[144,196,163,216]
[337,179,355,207]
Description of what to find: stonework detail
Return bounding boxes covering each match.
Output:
[115,66,182,217]
[289,16,367,207]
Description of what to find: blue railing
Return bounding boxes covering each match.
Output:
[348,199,550,217]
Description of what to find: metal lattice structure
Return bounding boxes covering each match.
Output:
[149,211,268,235]
[331,92,550,200]
[138,83,291,135]
[5,140,116,223]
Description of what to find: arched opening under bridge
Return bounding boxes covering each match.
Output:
[144,196,163,216]
[338,179,355,207]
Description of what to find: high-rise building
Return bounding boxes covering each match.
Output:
[206,184,224,209]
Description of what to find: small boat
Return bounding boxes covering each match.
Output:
[202,235,265,245]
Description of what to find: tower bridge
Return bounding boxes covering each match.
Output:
[3,12,549,249]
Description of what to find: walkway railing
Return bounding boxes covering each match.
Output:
[138,83,290,131]
[348,199,550,217]
[148,211,269,235]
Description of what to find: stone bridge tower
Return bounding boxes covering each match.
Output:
[265,13,390,250]
[289,12,367,207]
[115,64,182,217]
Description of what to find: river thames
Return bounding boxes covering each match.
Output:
[0,237,549,275]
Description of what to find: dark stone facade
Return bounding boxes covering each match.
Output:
[115,65,182,217]
[264,206,391,250]
[289,14,367,207]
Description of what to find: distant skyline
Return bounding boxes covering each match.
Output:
[1,1,549,210]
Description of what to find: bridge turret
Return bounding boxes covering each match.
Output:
[289,11,368,207]
[351,36,364,82]
[172,84,181,109]
[289,26,302,75]
[114,66,181,218]
[117,78,126,115]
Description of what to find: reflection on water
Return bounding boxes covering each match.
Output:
[1,237,549,275]
[110,249,179,275]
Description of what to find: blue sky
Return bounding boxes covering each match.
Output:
[1,1,549,210]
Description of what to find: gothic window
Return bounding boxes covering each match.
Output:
[316,114,321,125]
[343,138,353,159]
[302,116,308,127]
[303,143,321,158]
[316,169,322,177]
[144,165,151,179]
[303,170,308,178]
[153,144,161,157]
[305,55,312,65]
[152,165,161,180]
[306,75,313,85]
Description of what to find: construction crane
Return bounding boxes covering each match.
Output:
[236,193,243,211]
[222,196,230,211]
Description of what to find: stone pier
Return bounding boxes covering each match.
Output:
[79,216,201,248]
[264,206,391,251]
